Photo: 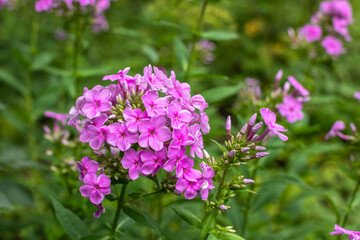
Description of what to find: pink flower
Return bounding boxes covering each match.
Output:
[79,114,109,150]
[354,92,360,102]
[79,173,111,205]
[277,96,304,123]
[322,36,343,56]
[167,102,192,128]
[324,120,353,140]
[299,24,322,42]
[76,156,99,181]
[107,122,139,151]
[123,108,149,132]
[138,116,171,151]
[141,91,168,117]
[260,108,288,141]
[121,148,142,180]
[171,124,195,148]
[288,76,309,96]
[103,67,131,82]
[175,178,200,200]
[189,124,204,159]
[81,88,112,119]
[163,147,193,179]
[140,148,167,176]
[330,224,360,240]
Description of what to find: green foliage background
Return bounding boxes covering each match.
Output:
[0,0,360,239]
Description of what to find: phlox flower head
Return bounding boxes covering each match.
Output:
[260,108,288,141]
[79,173,111,205]
[69,64,213,202]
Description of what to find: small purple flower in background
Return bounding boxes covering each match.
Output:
[287,76,310,97]
[277,96,304,123]
[322,36,344,56]
[299,24,322,42]
[195,39,216,64]
[93,203,105,218]
[293,0,353,57]
[354,92,360,102]
[79,173,111,205]
[330,224,360,239]
[325,120,355,140]
[76,156,99,181]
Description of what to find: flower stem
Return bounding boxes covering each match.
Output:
[240,166,258,236]
[185,0,208,80]
[111,183,128,235]
[340,177,360,227]
[216,168,229,200]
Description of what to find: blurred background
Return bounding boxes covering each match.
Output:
[1,0,360,239]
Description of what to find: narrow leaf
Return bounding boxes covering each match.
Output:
[0,69,27,95]
[51,197,90,240]
[202,84,244,103]
[123,205,163,237]
[173,37,189,72]
[200,211,216,240]
[172,207,201,228]
[201,31,240,41]
[210,139,227,153]
[0,191,13,209]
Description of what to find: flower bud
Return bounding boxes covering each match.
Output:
[228,150,236,158]
[203,149,210,160]
[350,123,358,135]
[219,205,228,211]
[252,122,263,133]
[240,123,248,135]
[241,147,250,153]
[248,113,257,127]
[225,116,231,131]
[244,179,255,184]
[254,146,267,151]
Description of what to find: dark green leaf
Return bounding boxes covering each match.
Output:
[51,197,90,240]
[0,69,27,95]
[201,31,240,41]
[141,45,159,64]
[172,207,201,228]
[202,84,244,103]
[210,139,227,153]
[0,181,33,206]
[123,205,163,238]
[222,233,246,240]
[0,190,12,209]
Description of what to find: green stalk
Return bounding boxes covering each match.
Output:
[341,177,360,227]
[111,183,128,236]
[240,166,258,236]
[216,168,229,201]
[184,0,208,80]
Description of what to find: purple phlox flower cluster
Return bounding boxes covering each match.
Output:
[77,156,111,218]
[294,0,353,56]
[43,111,72,145]
[196,39,216,64]
[325,120,357,141]
[275,73,310,123]
[0,0,17,10]
[35,0,112,33]
[69,65,214,201]
[330,224,360,240]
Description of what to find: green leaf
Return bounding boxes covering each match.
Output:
[173,37,189,72]
[201,31,240,41]
[200,211,216,240]
[0,181,33,206]
[141,45,159,64]
[172,207,201,228]
[51,197,90,240]
[201,84,244,103]
[0,190,13,209]
[210,139,227,153]
[123,205,163,238]
[32,53,54,70]
[222,233,246,240]
[0,69,27,95]
[77,66,112,78]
